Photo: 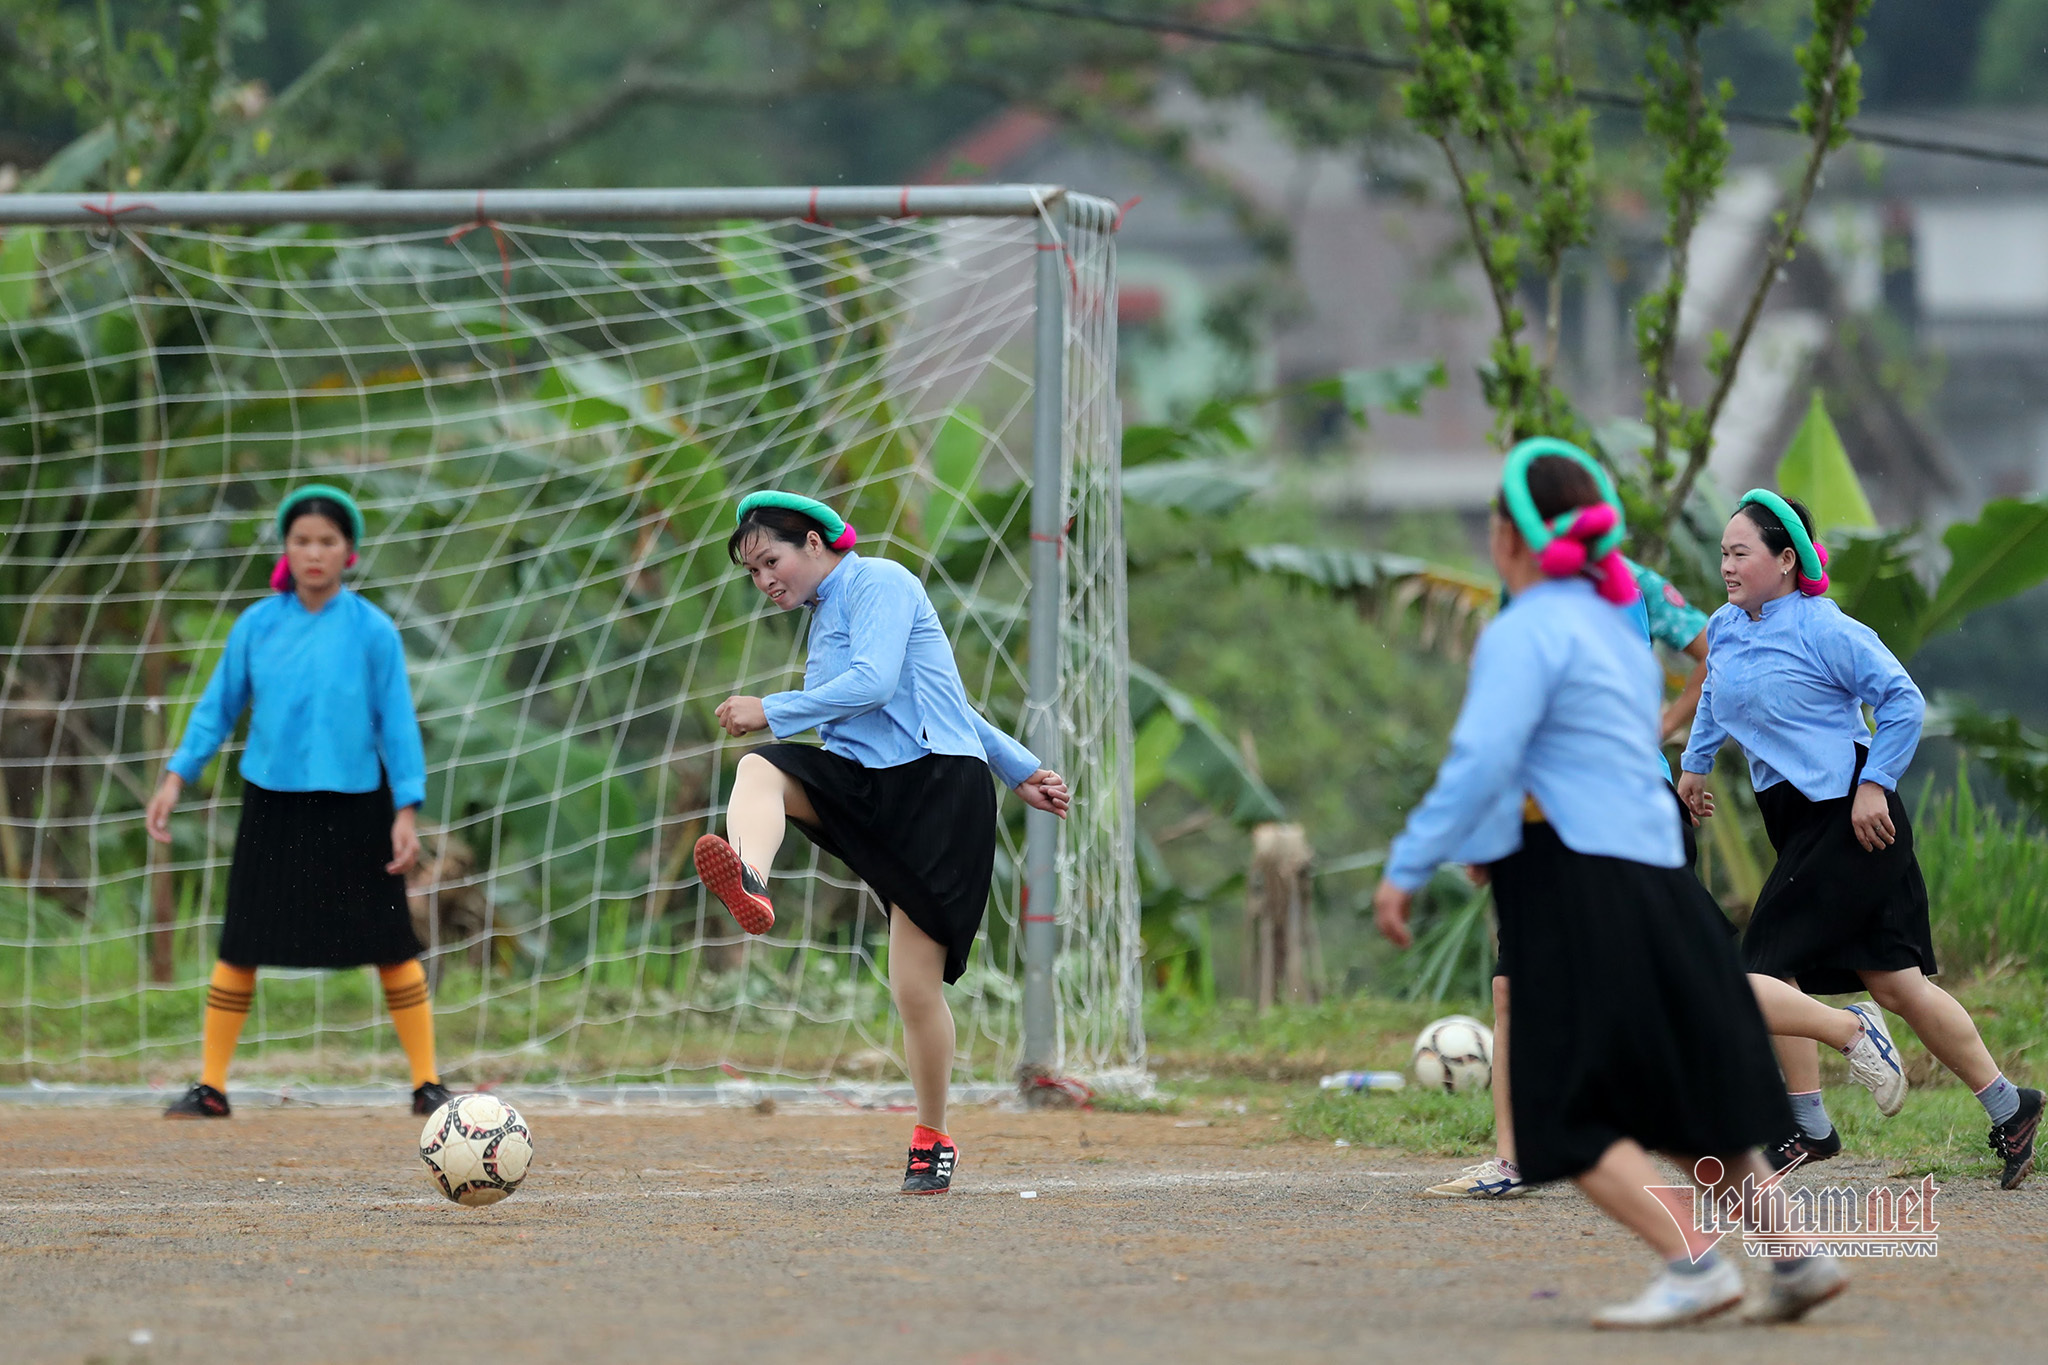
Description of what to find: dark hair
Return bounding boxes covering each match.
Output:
[282,496,357,545]
[727,505,831,565]
[1735,496,1818,564]
[1494,452,1602,534]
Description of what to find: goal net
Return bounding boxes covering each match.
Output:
[0,187,1138,1100]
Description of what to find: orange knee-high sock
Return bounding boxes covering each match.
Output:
[378,960,439,1087]
[200,962,256,1092]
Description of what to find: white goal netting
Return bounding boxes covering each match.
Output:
[0,192,1137,1097]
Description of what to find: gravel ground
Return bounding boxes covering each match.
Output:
[0,1104,2041,1364]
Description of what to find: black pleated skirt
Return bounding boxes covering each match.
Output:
[219,781,423,969]
[752,745,998,984]
[1744,746,1936,996]
[1491,823,1793,1185]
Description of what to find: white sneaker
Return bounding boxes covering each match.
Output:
[1844,1000,1907,1117]
[1742,1255,1849,1323]
[1592,1257,1744,1329]
[1424,1157,1527,1198]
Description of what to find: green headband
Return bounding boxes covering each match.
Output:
[276,484,365,543]
[1499,438,1626,556]
[734,490,858,551]
[1737,489,1829,593]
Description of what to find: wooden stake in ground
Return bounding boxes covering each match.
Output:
[1245,822,1318,1011]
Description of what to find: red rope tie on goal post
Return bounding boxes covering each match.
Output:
[80,192,155,237]
[802,186,833,226]
[1110,195,1141,233]
[446,191,516,364]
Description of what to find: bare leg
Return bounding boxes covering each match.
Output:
[1772,975,1824,1093]
[1492,975,1516,1165]
[1862,966,1999,1091]
[889,906,955,1133]
[1749,974,1860,1050]
[724,752,818,878]
[1574,1139,1691,1261]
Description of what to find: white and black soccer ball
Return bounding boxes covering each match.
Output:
[419,1093,533,1207]
[1411,1014,1495,1093]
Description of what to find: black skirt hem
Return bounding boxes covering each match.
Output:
[1744,746,1936,997]
[1491,824,1792,1186]
[219,781,423,969]
[751,744,999,984]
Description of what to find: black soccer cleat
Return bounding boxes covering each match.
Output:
[412,1081,455,1117]
[1989,1088,2043,1191]
[901,1135,958,1195]
[1763,1125,1842,1172]
[164,1082,231,1119]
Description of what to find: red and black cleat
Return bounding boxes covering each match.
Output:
[694,834,775,934]
[901,1126,957,1195]
[164,1082,231,1119]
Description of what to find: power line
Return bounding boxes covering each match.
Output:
[973,0,2048,175]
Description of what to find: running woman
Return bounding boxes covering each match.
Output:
[1428,510,1906,1201]
[693,492,1070,1194]
[1377,443,1845,1327]
[147,486,450,1120]
[1679,490,2041,1189]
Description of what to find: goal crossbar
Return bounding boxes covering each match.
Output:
[0,185,1122,228]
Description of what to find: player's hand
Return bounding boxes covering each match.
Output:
[1675,770,1713,824]
[1851,782,1897,852]
[714,695,769,737]
[387,806,421,875]
[145,773,183,845]
[1464,864,1490,888]
[1373,879,1415,949]
[1016,769,1071,819]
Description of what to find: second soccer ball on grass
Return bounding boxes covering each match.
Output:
[1412,1015,1494,1093]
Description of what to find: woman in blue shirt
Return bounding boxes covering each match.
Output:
[146,486,449,1121]
[1679,491,2041,1189]
[1426,468,1905,1204]
[1375,446,1839,1328]
[695,492,1070,1195]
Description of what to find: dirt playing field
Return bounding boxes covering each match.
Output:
[1,1102,2042,1365]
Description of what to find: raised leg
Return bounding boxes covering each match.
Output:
[724,752,818,878]
[1748,973,1860,1050]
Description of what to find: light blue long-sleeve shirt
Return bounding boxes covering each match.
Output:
[759,552,1041,789]
[1385,577,1683,891]
[167,590,429,809]
[1680,592,1923,800]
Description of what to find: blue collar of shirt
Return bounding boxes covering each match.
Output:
[1752,591,1801,621]
[281,586,353,617]
[809,551,860,608]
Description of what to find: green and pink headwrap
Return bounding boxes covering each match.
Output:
[1738,488,1830,595]
[271,484,364,591]
[734,490,858,551]
[1499,437,1638,606]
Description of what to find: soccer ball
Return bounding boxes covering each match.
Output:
[419,1093,533,1207]
[1411,1015,1494,1093]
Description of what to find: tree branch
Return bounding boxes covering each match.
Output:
[1655,2,1862,536]
[418,63,812,188]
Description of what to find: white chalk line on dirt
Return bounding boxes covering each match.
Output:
[0,1168,1294,1216]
